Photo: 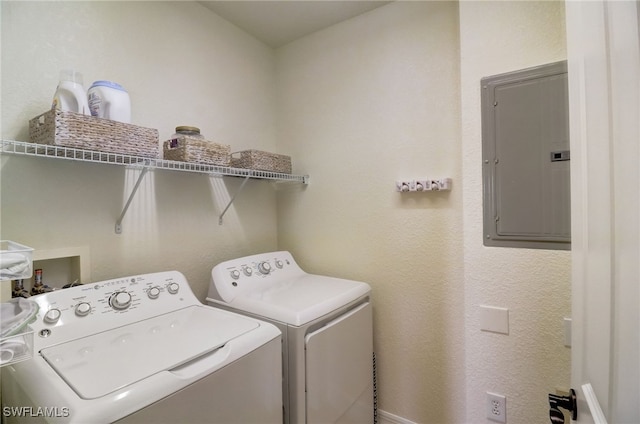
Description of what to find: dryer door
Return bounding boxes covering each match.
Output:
[305,302,373,423]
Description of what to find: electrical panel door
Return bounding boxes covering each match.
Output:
[482,61,570,249]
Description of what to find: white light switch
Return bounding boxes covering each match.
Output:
[480,305,509,334]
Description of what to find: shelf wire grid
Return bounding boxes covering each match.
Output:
[1,140,308,184]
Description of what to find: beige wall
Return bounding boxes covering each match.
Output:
[1,1,280,300]
[277,1,570,423]
[2,1,571,423]
[276,2,465,422]
[460,2,571,423]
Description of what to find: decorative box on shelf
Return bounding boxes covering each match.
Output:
[28,109,159,158]
[230,150,292,174]
[163,136,231,166]
[0,240,34,281]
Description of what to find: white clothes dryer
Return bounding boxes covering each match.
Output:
[1,271,282,424]
[206,251,374,424]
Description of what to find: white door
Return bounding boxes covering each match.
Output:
[566,1,639,423]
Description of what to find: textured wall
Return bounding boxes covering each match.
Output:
[1,1,280,299]
[277,1,570,423]
[460,2,571,423]
[1,2,571,423]
[276,3,465,422]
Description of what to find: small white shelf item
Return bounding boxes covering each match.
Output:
[0,297,38,367]
[1,140,309,231]
[0,240,34,281]
[0,325,34,367]
[396,178,452,192]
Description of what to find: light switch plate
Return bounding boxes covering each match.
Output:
[480,305,509,334]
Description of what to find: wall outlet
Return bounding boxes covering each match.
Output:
[486,392,506,423]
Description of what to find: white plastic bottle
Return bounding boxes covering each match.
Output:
[51,70,90,115]
[87,80,131,123]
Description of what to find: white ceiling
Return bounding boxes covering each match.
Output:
[199,1,392,48]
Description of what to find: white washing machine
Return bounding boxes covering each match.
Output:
[206,251,374,424]
[1,270,282,424]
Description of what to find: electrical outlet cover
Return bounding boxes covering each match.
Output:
[486,392,506,423]
[480,305,509,334]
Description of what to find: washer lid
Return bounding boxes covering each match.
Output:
[41,306,259,400]
[227,275,370,326]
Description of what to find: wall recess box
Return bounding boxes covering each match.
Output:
[29,246,91,292]
[1,246,91,300]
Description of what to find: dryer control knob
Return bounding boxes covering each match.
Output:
[110,292,132,310]
[242,266,253,276]
[258,261,272,275]
[275,260,283,269]
[167,282,180,294]
[75,302,92,317]
[230,270,241,280]
[147,286,161,299]
[44,308,62,324]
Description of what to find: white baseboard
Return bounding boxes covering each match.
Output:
[377,409,417,424]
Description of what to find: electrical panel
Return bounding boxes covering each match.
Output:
[481,61,570,250]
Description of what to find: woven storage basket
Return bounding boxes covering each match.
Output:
[28,109,159,158]
[230,150,292,174]
[163,136,231,166]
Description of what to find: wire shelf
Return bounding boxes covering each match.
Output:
[2,139,309,231]
[0,140,308,184]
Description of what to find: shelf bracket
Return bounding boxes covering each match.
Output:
[115,167,150,234]
[219,174,252,225]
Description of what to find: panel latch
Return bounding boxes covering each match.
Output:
[550,150,570,162]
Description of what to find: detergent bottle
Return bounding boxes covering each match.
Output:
[88,80,131,123]
[51,70,90,115]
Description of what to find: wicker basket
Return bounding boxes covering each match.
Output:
[29,109,159,158]
[163,136,231,166]
[230,150,292,174]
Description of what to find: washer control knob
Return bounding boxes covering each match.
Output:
[44,308,62,324]
[275,260,284,269]
[230,270,241,280]
[147,286,161,299]
[75,302,92,317]
[258,261,272,275]
[110,291,132,310]
[167,282,180,294]
[242,266,253,276]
